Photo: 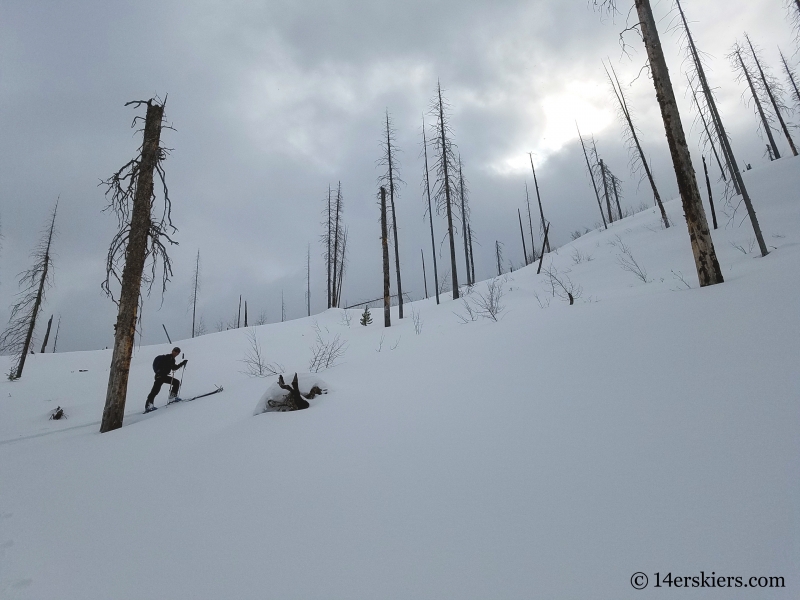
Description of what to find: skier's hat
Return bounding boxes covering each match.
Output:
[172,347,181,354]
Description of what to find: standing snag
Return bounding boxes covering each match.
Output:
[595,0,724,286]
[379,111,404,318]
[604,61,669,228]
[100,98,176,433]
[380,187,391,327]
[0,202,58,379]
[429,81,460,299]
[421,115,440,305]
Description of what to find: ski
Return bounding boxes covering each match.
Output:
[166,385,223,406]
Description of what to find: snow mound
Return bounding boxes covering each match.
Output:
[253,373,329,415]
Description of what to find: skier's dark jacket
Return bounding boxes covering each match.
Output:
[152,354,181,378]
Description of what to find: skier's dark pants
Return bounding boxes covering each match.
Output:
[146,375,180,406]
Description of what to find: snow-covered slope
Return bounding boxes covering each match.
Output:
[1,159,798,599]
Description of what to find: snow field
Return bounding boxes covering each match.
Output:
[0,158,798,599]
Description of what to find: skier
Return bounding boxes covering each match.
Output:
[144,347,188,413]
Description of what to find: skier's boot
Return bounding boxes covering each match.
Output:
[144,402,157,413]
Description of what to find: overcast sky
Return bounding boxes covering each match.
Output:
[0,0,794,353]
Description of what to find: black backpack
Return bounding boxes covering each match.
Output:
[152,354,170,374]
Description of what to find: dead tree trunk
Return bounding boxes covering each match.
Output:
[518,209,529,266]
[40,315,53,353]
[422,117,440,305]
[326,186,332,309]
[529,154,550,252]
[612,175,624,221]
[101,100,169,433]
[306,243,311,317]
[702,156,718,230]
[457,155,472,285]
[421,249,428,299]
[536,223,550,275]
[433,82,460,299]
[780,49,800,107]
[633,0,724,285]
[676,0,767,258]
[525,183,537,261]
[746,35,797,156]
[600,158,614,224]
[244,301,248,328]
[331,182,342,308]
[380,187,391,327]
[468,225,476,284]
[689,79,727,182]
[577,126,608,229]
[735,47,781,159]
[606,62,670,228]
[495,241,503,276]
[382,112,403,318]
[191,250,200,337]
[237,295,242,328]
[51,316,60,353]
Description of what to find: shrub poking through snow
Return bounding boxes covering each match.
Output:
[49,406,65,420]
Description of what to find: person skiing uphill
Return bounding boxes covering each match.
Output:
[144,347,188,412]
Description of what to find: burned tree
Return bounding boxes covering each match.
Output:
[702,156,718,230]
[528,154,550,253]
[306,243,311,316]
[421,116,440,304]
[674,0,767,258]
[577,125,608,230]
[51,315,61,353]
[730,42,781,160]
[429,81,460,299]
[524,183,538,261]
[594,0,724,286]
[190,249,201,337]
[604,61,669,228]
[495,241,504,277]
[40,315,53,353]
[379,111,404,318]
[100,98,176,433]
[518,209,529,266]
[744,35,797,156]
[0,202,58,379]
[380,186,391,327]
[457,155,473,285]
[779,49,800,108]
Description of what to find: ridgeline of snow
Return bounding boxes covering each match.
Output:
[1,159,797,599]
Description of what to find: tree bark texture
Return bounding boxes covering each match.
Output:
[635,0,724,286]
[101,100,165,433]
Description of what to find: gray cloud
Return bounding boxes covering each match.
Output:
[0,0,793,352]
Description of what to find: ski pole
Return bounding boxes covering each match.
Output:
[177,353,187,396]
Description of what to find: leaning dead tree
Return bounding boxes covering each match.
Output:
[577,125,608,230]
[524,183,538,261]
[688,78,727,182]
[379,111,404,318]
[779,49,800,109]
[518,209,529,266]
[421,116,440,304]
[190,249,201,337]
[495,241,504,276]
[744,34,797,156]
[595,0,723,285]
[674,0,768,258]
[100,98,176,433]
[528,154,550,253]
[0,202,58,379]
[604,61,669,228]
[730,42,781,160]
[40,315,54,353]
[430,81,460,299]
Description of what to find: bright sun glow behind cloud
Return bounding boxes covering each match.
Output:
[490,79,615,176]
